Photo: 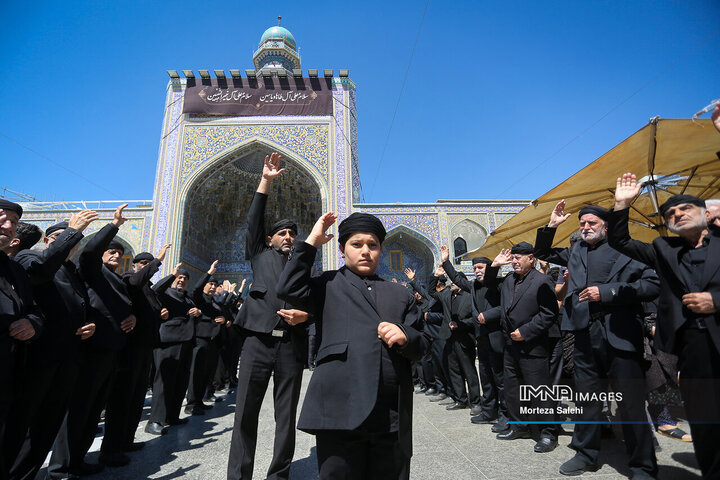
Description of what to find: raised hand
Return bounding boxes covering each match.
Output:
[378,322,407,348]
[208,260,219,275]
[713,101,720,134]
[157,243,172,261]
[262,152,285,181]
[548,200,571,228]
[434,265,445,277]
[403,267,416,281]
[222,280,231,291]
[306,211,338,247]
[112,203,129,227]
[229,282,237,292]
[614,173,642,210]
[68,210,99,233]
[492,249,512,267]
[440,244,450,262]
[172,262,182,276]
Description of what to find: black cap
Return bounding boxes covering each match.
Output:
[176,268,190,278]
[659,195,705,218]
[510,242,534,255]
[0,199,23,218]
[471,256,492,265]
[132,252,154,263]
[106,241,125,253]
[578,205,610,221]
[45,221,69,237]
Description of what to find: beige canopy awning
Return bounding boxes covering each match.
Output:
[466,118,720,259]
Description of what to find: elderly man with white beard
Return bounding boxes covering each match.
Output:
[610,175,720,480]
[534,202,660,479]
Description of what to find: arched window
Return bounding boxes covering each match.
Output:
[453,237,467,264]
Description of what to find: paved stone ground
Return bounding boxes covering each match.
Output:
[40,370,702,479]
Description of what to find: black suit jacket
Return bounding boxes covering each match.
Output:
[427,276,476,343]
[0,251,43,347]
[608,208,720,354]
[441,260,505,352]
[123,258,163,348]
[153,274,195,344]
[234,192,307,360]
[408,280,442,339]
[276,241,430,457]
[77,223,132,352]
[482,268,559,357]
[15,227,88,357]
[535,226,660,352]
[191,272,224,339]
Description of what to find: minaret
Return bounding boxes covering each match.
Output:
[252,17,301,74]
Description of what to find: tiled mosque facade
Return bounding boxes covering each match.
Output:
[20,24,528,284]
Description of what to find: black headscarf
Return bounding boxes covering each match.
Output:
[659,195,705,218]
[268,219,297,237]
[338,213,387,246]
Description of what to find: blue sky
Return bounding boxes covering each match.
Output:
[1,1,718,203]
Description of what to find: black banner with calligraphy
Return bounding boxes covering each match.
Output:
[182,77,334,116]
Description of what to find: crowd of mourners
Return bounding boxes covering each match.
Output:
[1,109,719,480]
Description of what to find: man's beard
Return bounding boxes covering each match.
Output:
[668,216,707,234]
[581,229,606,244]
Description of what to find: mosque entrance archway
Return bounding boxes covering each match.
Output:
[178,142,324,282]
[377,226,436,285]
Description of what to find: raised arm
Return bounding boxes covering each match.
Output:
[440,245,473,292]
[608,173,657,267]
[246,153,285,259]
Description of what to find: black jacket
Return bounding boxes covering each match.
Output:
[427,276,476,343]
[153,274,195,344]
[482,268,559,357]
[191,272,224,339]
[441,260,504,352]
[77,223,132,351]
[15,227,88,357]
[123,258,163,348]
[608,208,720,354]
[535,226,660,352]
[276,241,430,457]
[0,251,43,348]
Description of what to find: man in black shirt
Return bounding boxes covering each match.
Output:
[227,153,309,480]
[610,174,720,479]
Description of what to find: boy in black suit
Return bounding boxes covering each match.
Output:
[276,211,431,480]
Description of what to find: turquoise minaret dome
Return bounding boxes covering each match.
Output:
[253,17,301,73]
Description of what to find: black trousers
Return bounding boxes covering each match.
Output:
[676,326,720,479]
[101,344,152,453]
[429,338,448,394]
[148,341,193,424]
[187,336,220,406]
[503,343,558,440]
[8,348,79,480]
[569,321,656,476]
[315,430,410,480]
[476,333,506,419]
[227,333,303,480]
[47,349,117,478]
[444,335,481,405]
[0,342,15,480]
